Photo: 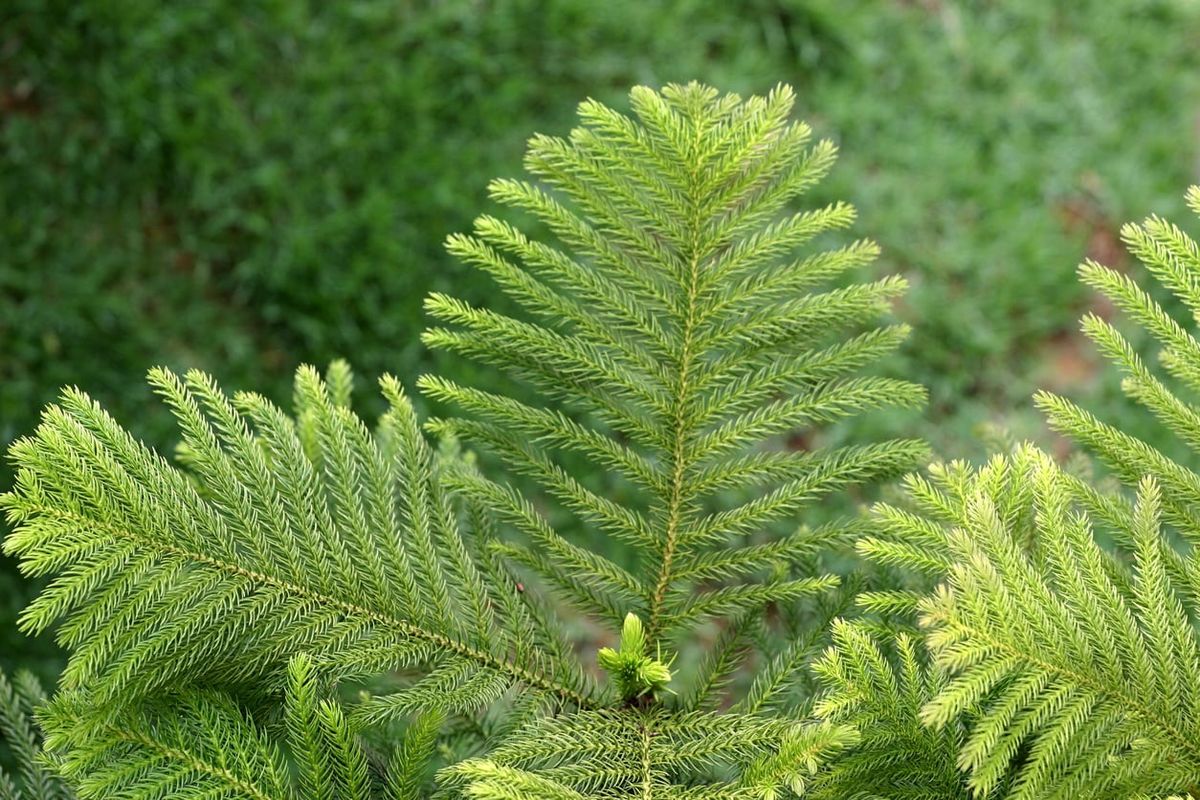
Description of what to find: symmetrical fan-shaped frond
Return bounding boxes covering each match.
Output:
[444,708,857,800]
[420,81,927,667]
[0,670,73,800]
[1,362,593,718]
[863,446,1200,799]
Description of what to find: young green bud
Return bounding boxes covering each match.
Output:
[597,613,673,702]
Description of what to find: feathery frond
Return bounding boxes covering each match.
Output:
[1035,186,1200,558]
[444,708,857,800]
[285,654,373,800]
[38,657,386,800]
[1,362,594,716]
[2,82,936,800]
[41,689,292,800]
[841,190,1200,798]
[420,81,926,664]
[809,620,981,799]
[864,446,1200,798]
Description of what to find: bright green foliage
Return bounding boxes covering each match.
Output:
[7,0,1200,689]
[837,191,1200,798]
[42,690,293,800]
[1036,186,1200,547]
[0,84,926,800]
[285,655,372,800]
[421,81,927,655]
[1,363,590,798]
[444,710,858,799]
[36,658,382,800]
[9,73,1200,799]
[808,620,981,799]
[0,670,72,800]
[597,614,673,702]
[864,446,1200,798]
[2,362,592,712]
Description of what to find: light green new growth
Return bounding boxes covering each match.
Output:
[864,447,1200,798]
[0,83,925,800]
[597,613,673,702]
[841,190,1200,799]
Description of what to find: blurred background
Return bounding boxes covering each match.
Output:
[3,0,1200,677]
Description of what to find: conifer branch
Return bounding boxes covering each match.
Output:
[423,81,926,652]
[2,81,940,799]
[2,364,596,720]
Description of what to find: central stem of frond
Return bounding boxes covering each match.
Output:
[647,117,707,645]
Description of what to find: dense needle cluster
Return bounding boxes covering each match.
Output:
[2,82,1200,799]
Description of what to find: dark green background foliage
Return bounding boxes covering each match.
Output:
[2,0,1198,675]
